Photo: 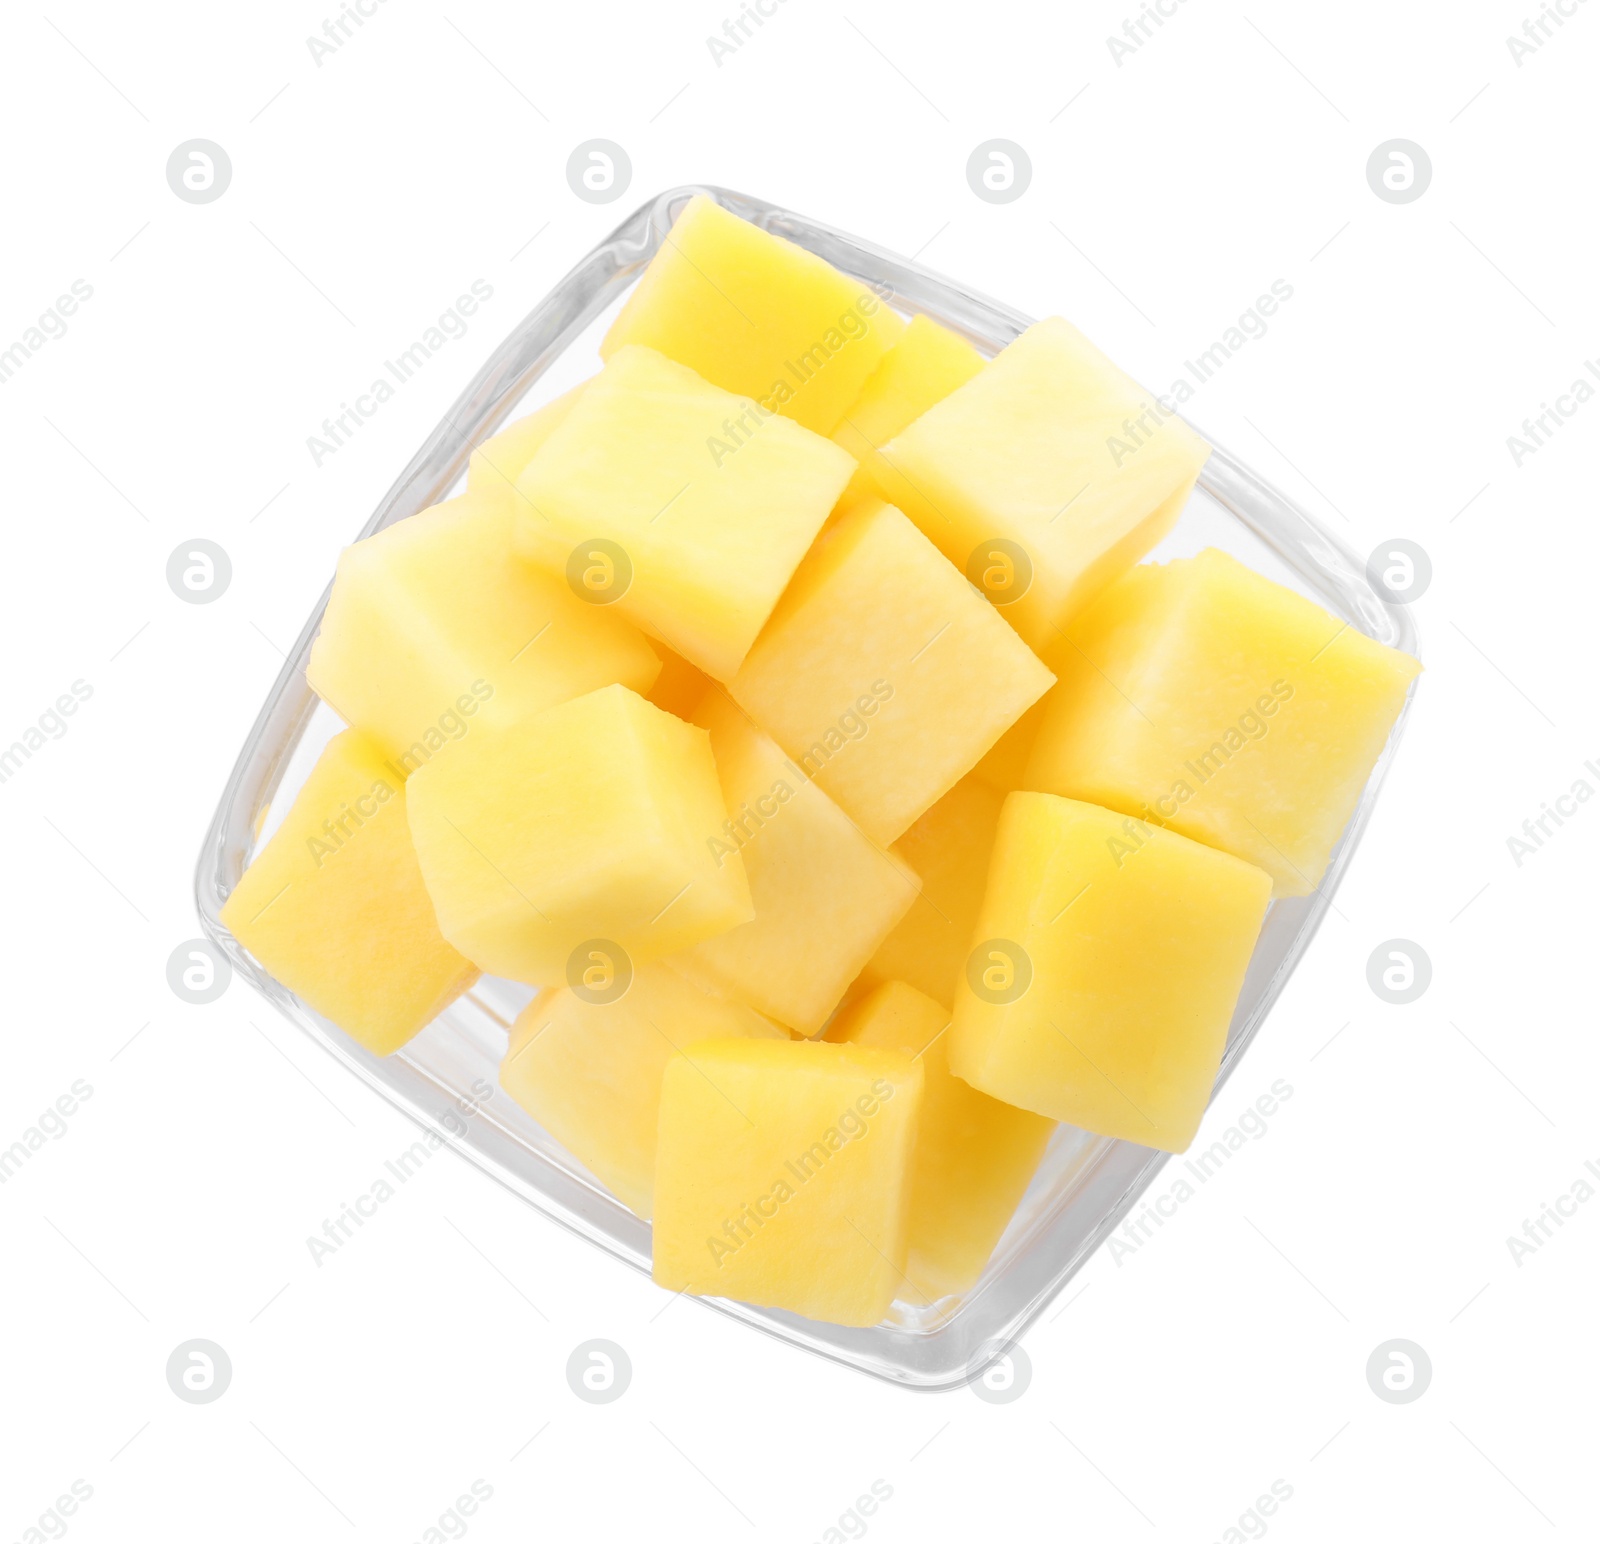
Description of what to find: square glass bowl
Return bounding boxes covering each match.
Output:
[195,185,1419,1390]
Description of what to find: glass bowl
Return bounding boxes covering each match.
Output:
[195,185,1420,1390]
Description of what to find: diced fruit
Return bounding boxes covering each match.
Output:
[1025,549,1422,895]
[729,498,1055,846]
[950,792,1272,1153]
[307,488,659,767]
[645,642,714,720]
[500,963,785,1219]
[221,730,477,1054]
[467,382,589,496]
[652,1037,923,1326]
[967,631,1074,794]
[971,696,1049,794]
[828,981,1054,1298]
[406,683,752,984]
[832,313,986,511]
[515,345,855,681]
[671,688,920,1034]
[856,775,1006,1008]
[601,194,904,435]
[881,316,1211,650]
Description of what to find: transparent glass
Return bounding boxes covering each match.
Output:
[195,186,1420,1390]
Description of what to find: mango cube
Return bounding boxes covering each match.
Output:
[1025,549,1423,895]
[307,488,659,767]
[829,981,1054,1299]
[950,793,1271,1152]
[652,1037,924,1326]
[832,312,986,514]
[406,684,752,984]
[467,382,588,496]
[672,688,920,1035]
[856,775,1006,1008]
[221,730,478,1054]
[515,344,855,681]
[728,499,1055,846]
[602,194,903,435]
[500,963,785,1219]
[881,317,1211,650]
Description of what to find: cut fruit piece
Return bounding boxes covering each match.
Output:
[967,630,1074,794]
[832,313,986,510]
[467,382,589,496]
[827,981,1054,1299]
[949,792,1272,1153]
[515,344,855,681]
[728,498,1055,846]
[307,488,659,768]
[406,683,752,984]
[856,775,1006,1008]
[221,729,477,1054]
[671,688,921,1035]
[652,1037,924,1326]
[970,696,1049,795]
[881,316,1212,650]
[645,642,714,721]
[499,962,785,1219]
[1025,549,1423,895]
[601,194,903,435]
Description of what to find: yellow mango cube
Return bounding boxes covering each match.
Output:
[221,730,478,1054]
[828,981,1054,1299]
[728,499,1055,845]
[832,312,986,511]
[950,793,1272,1153]
[406,684,752,984]
[515,344,855,681]
[602,194,903,434]
[652,1037,924,1326]
[307,488,659,767]
[881,316,1211,650]
[500,963,785,1219]
[672,688,920,1035]
[1025,549,1423,894]
[467,382,588,496]
[857,775,1006,1008]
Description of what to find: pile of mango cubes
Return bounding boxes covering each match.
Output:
[223,197,1420,1327]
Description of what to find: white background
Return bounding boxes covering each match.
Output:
[1,1,1594,1539]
